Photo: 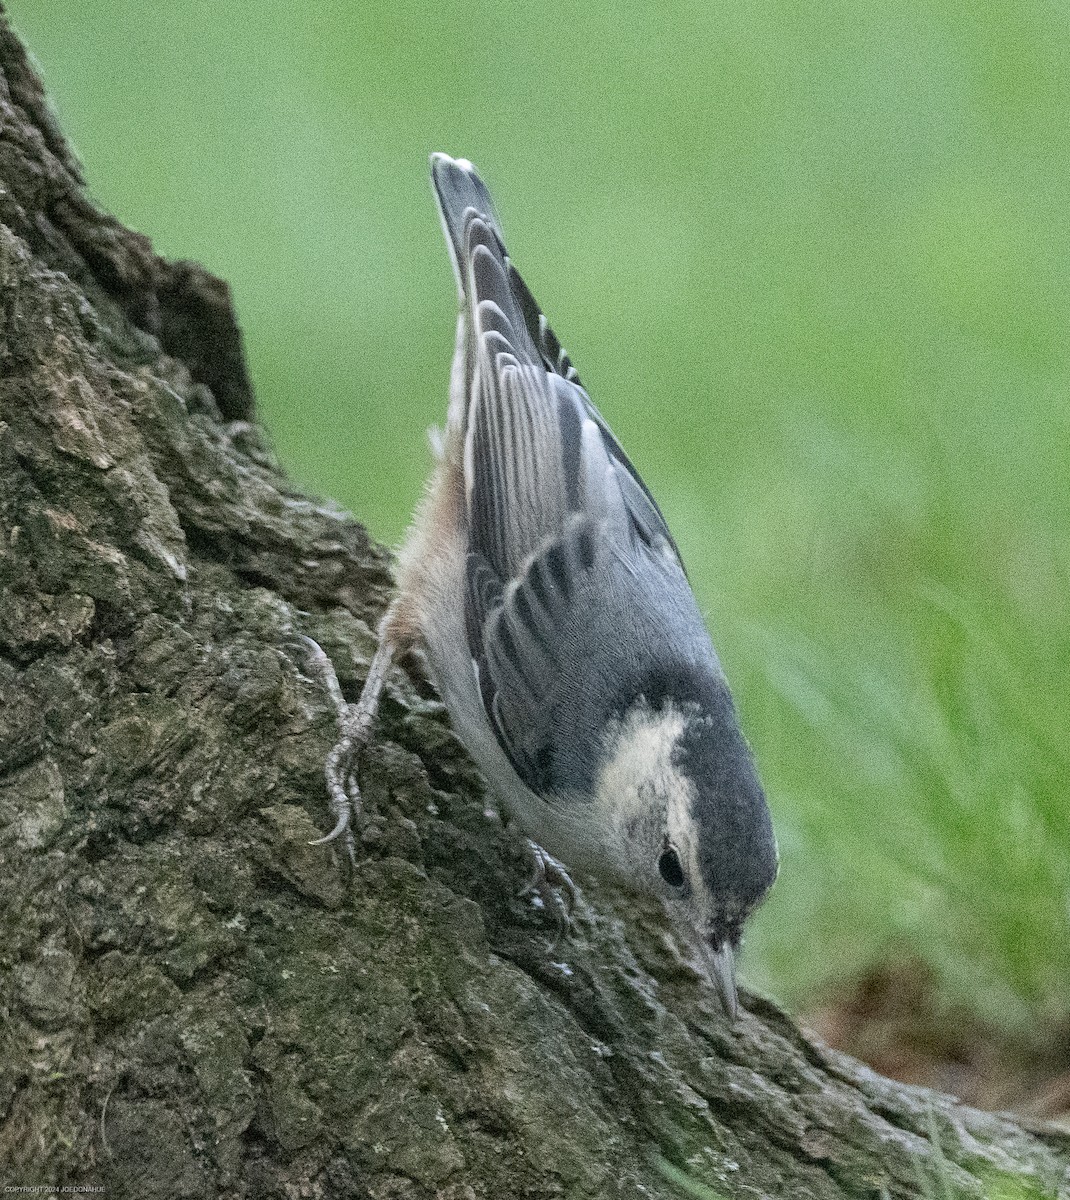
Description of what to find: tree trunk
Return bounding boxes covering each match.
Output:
[0,12,1066,1198]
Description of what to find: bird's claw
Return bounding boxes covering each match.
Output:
[521,840,580,946]
[293,633,390,869]
[312,726,362,865]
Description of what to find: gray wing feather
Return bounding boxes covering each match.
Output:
[431,154,684,796]
[466,518,597,791]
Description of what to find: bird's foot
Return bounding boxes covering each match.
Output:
[520,839,580,947]
[295,632,395,868]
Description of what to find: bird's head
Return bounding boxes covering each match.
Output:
[593,682,778,1019]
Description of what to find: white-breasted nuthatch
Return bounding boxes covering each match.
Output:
[317,154,778,1020]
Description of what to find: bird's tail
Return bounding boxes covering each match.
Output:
[430,153,505,299]
[431,153,541,365]
[430,153,544,442]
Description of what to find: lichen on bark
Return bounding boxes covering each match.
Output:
[0,9,1067,1198]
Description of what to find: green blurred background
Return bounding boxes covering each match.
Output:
[13,1,1069,1036]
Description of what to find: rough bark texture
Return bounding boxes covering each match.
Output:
[0,12,1066,1199]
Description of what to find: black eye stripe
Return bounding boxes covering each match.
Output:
[658,847,685,888]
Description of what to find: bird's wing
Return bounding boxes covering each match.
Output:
[431,154,684,795]
[465,516,600,792]
[431,154,682,576]
[503,259,685,566]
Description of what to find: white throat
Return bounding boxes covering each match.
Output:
[594,704,698,863]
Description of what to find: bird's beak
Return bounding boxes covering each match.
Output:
[703,941,739,1022]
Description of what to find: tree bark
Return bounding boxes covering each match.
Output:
[0,12,1065,1198]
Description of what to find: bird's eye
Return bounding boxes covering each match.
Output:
[658,847,686,888]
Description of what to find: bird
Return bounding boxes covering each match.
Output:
[314,153,778,1020]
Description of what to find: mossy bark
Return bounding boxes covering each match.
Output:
[0,11,1066,1198]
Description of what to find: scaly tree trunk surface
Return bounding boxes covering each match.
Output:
[0,12,1066,1199]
